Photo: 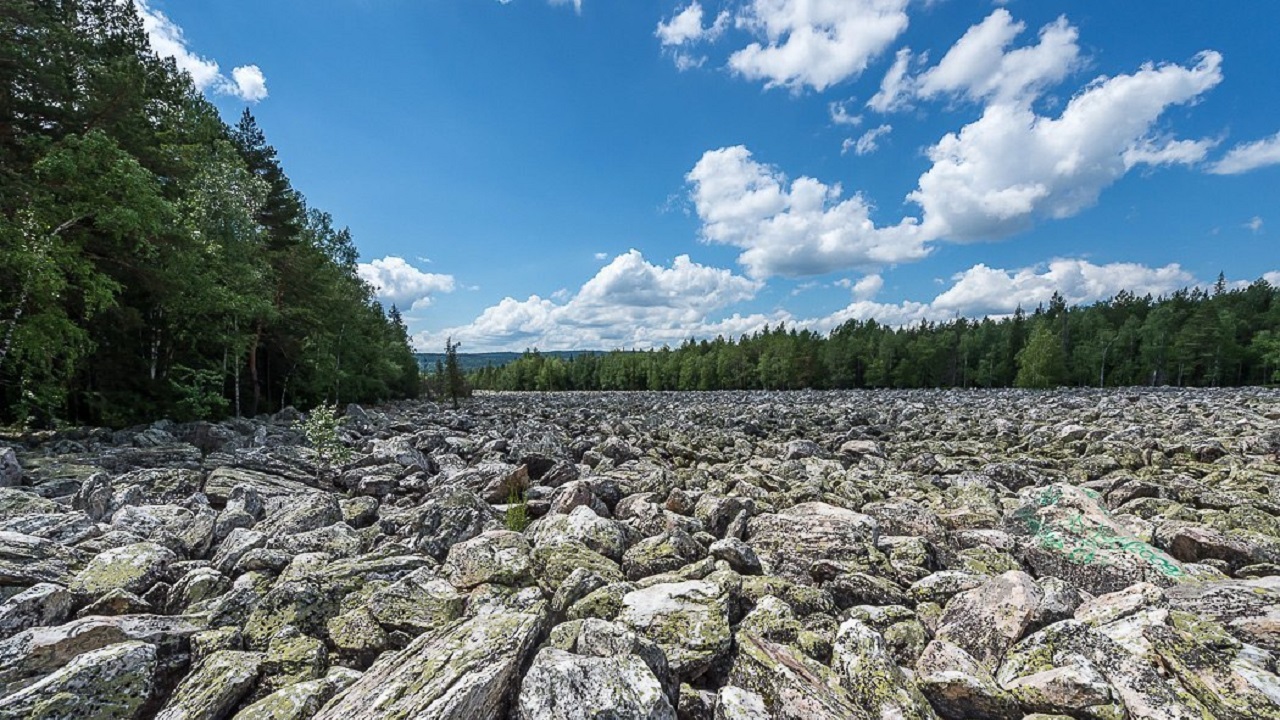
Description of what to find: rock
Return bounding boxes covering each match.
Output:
[747,502,877,583]
[833,618,937,720]
[71,541,176,599]
[1005,483,1189,595]
[157,649,264,720]
[623,530,705,581]
[529,505,629,562]
[933,570,1044,672]
[256,493,342,537]
[205,467,315,506]
[915,639,1019,720]
[0,448,19,488]
[533,539,625,590]
[442,530,534,589]
[618,580,732,680]
[315,604,547,720]
[0,583,73,638]
[517,647,677,720]
[0,613,200,692]
[366,567,466,635]
[709,537,762,575]
[0,641,156,720]
[231,668,360,720]
[401,486,502,560]
[714,686,770,720]
[326,608,389,666]
[726,631,866,719]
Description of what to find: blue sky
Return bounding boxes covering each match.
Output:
[140,0,1279,351]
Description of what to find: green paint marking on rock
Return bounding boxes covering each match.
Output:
[1017,487,1184,577]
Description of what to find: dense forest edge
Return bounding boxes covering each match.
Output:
[470,279,1280,392]
[1,1,421,427]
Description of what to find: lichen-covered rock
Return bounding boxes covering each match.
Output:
[517,647,676,720]
[0,530,76,587]
[1005,484,1190,595]
[256,493,342,537]
[365,567,465,635]
[714,686,769,720]
[746,502,877,583]
[0,640,156,720]
[443,530,534,589]
[0,583,73,638]
[933,570,1044,672]
[243,579,339,649]
[69,541,176,599]
[1145,620,1280,720]
[326,607,389,666]
[267,522,363,559]
[726,631,867,720]
[157,649,264,720]
[833,618,937,720]
[231,667,361,720]
[623,530,705,581]
[529,505,629,562]
[915,639,1019,720]
[618,580,731,680]
[533,539,625,590]
[315,604,547,720]
[205,467,314,506]
[400,486,502,560]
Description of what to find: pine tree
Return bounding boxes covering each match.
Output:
[445,337,466,410]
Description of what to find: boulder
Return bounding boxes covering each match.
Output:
[517,647,676,720]
[0,641,156,720]
[617,580,732,680]
[157,649,264,720]
[315,604,547,720]
[746,502,877,583]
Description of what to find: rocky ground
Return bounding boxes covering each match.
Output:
[2,388,1280,719]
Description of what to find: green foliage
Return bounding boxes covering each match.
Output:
[0,0,421,425]
[471,280,1280,392]
[444,337,469,409]
[1016,324,1067,388]
[505,484,529,533]
[297,404,352,469]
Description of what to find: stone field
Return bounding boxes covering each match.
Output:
[2,387,1280,719]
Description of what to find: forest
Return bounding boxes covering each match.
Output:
[0,1,421,426]
[470,279,1280,392]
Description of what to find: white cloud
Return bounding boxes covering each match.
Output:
[357,256,456,309]
[411,250,766,351]
[1246,216,1264,234]
[230,65,268,102]
[657,2,728,46]
[594,252,609,260]
[930,259,1194,316]
[909,51,1223,242]
[915,10,1080,104]
[868,47,914,112]
[728,0,912,92]
[1123,137,1216,169]
[1265,271,1280,286]
[549,0,583,13]
[847,124,892,156]
[686,145,927,278]
[809,259,1196,331]
[132,0,268,102]
[1208,131,1280,175]
[828,100,863,127]
[851,273,884,300]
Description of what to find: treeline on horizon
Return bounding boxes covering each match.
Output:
[471,279,1280,392]
[1,1,420,426]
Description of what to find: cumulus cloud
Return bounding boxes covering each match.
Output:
[851,273,884,300]
[909,51,1223,242]
[867,47,914,112]
[230,65,268,102]
[846,124,892,156]
[1123,137,1217,169]
[1246,216,1264,234]
[728,0,911,92]
[809,259,1196,332]
[1265,271,1280,286]
[687,145,927,278]
[357,256,456,309]
[1208,131,1280,175]
[411,250,767,351]
[828,100,863,127]
[656,2,729,70]
[915,10,1080,104]
[132,0,268,102]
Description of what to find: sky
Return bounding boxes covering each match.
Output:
[138,0,1279,352]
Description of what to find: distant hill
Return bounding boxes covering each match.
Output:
[416,350,598,373]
